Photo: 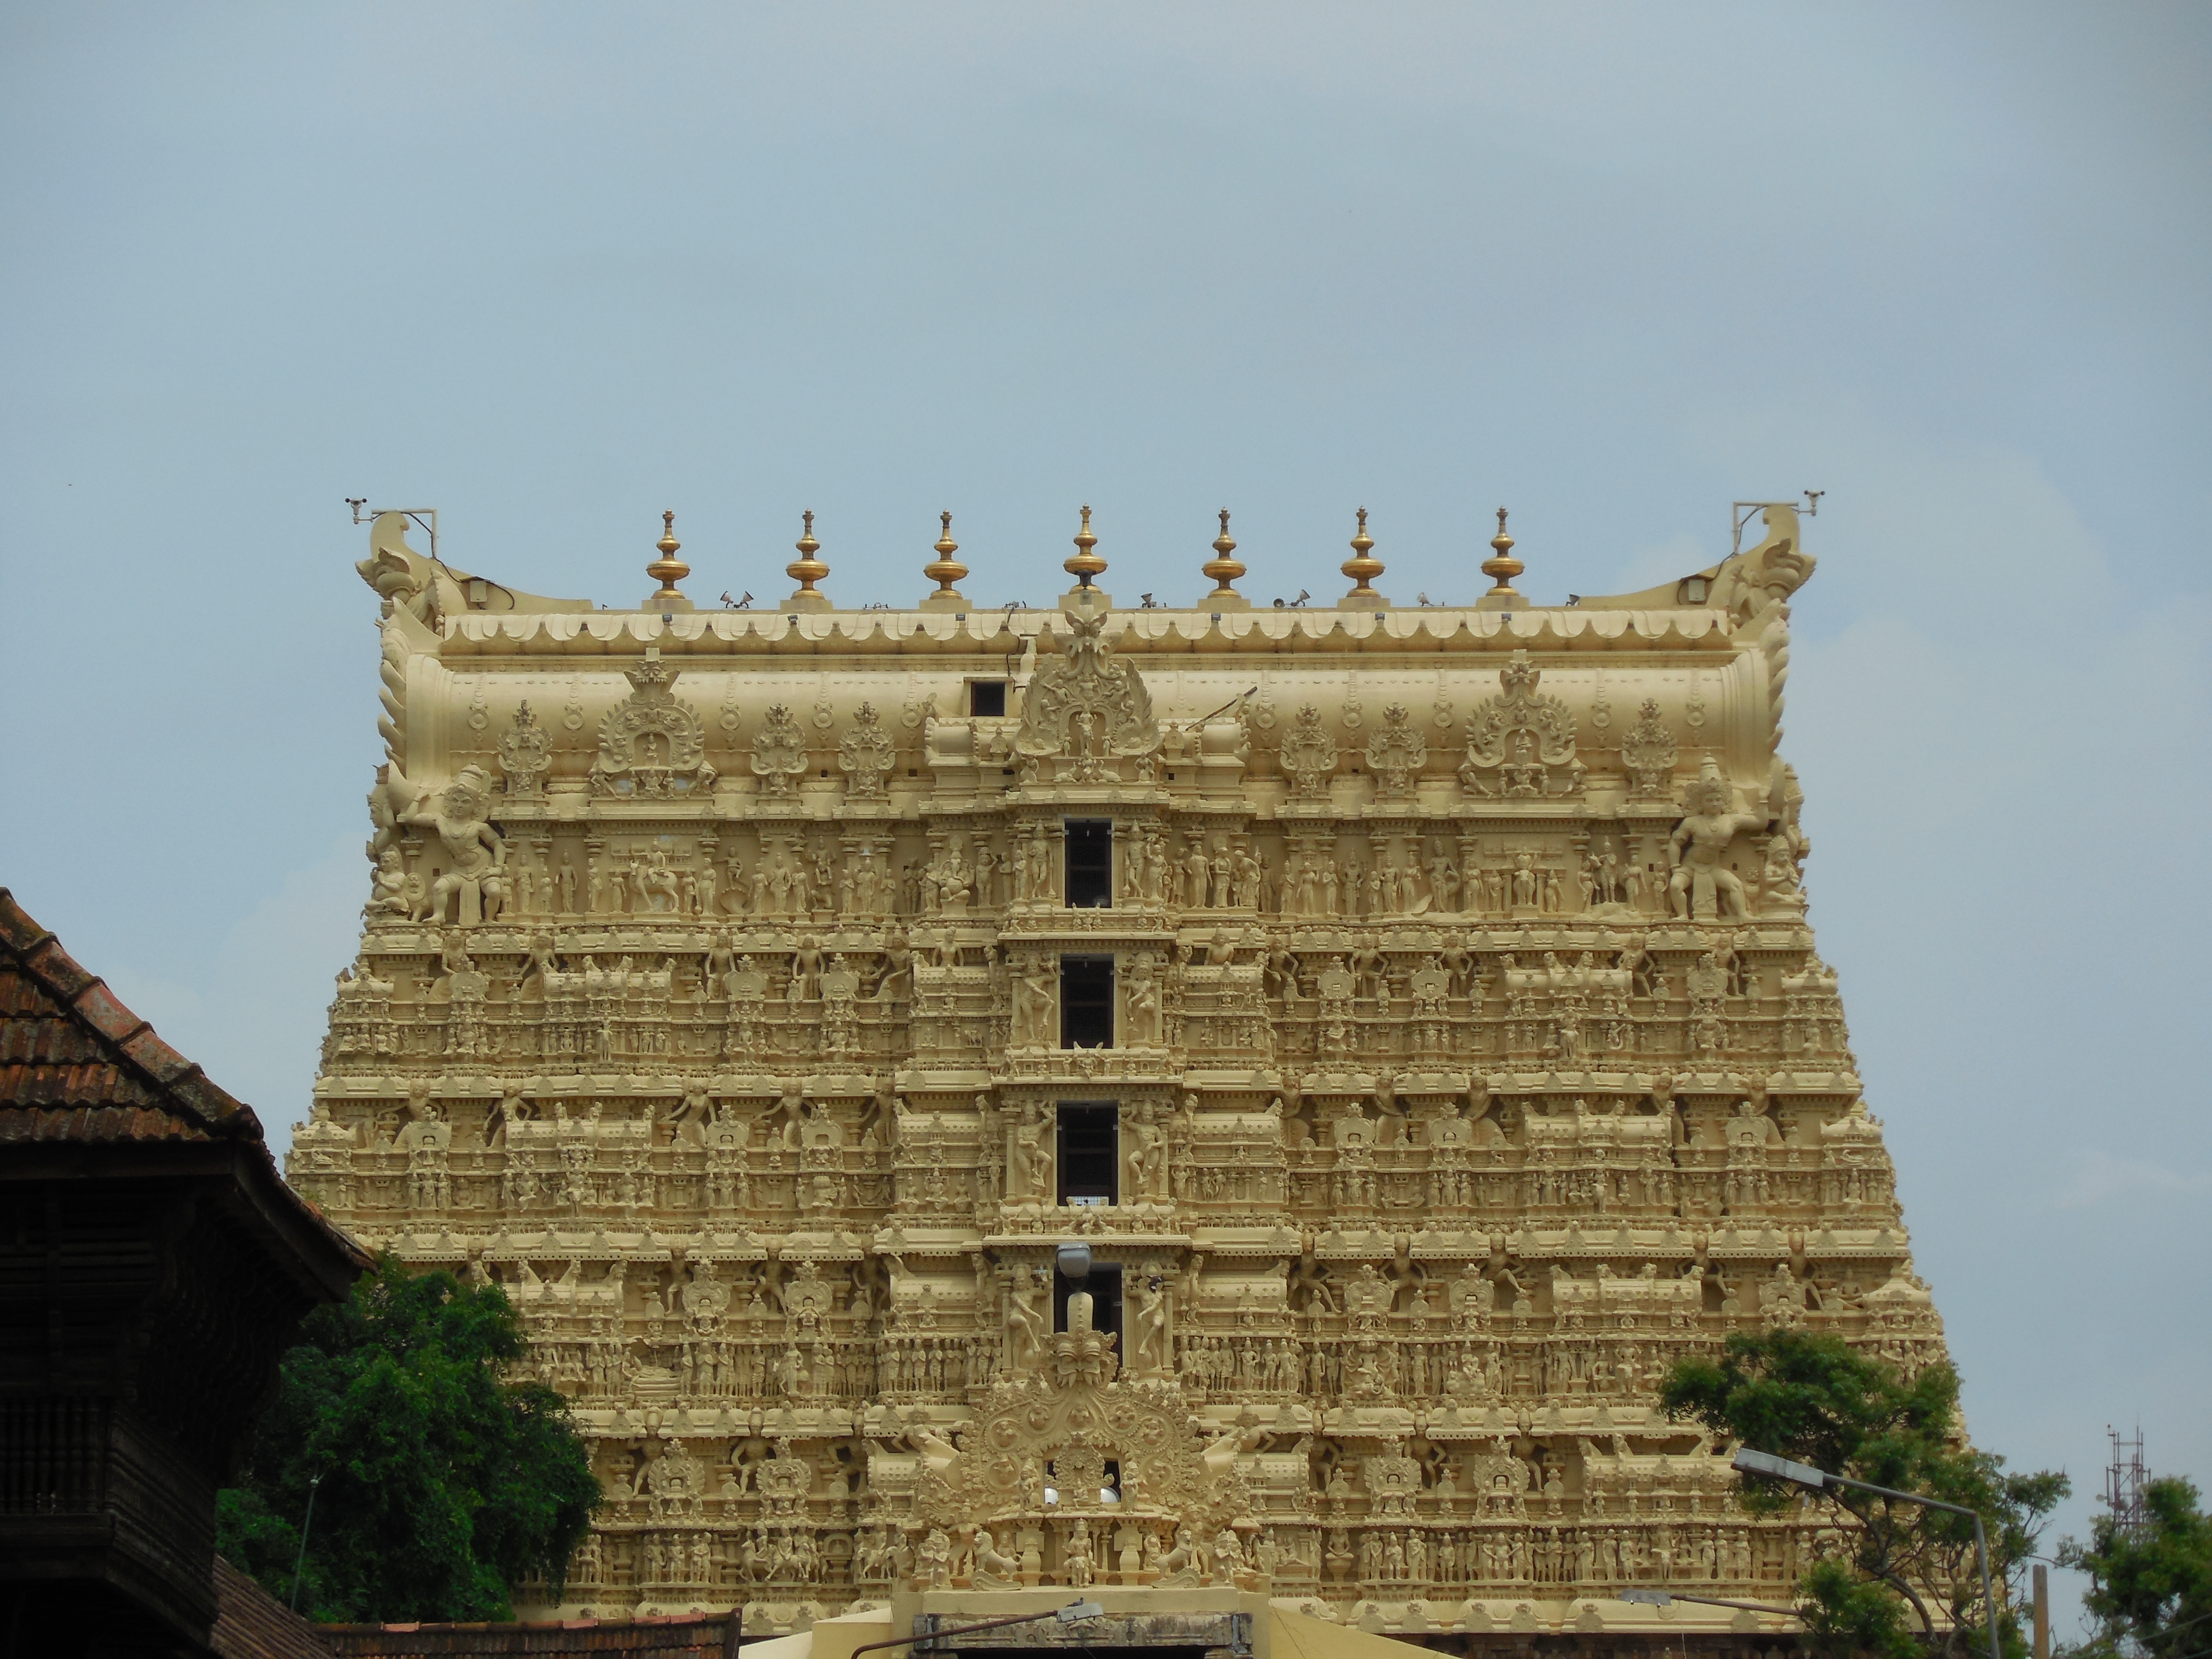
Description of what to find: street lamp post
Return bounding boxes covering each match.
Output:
[289,1474,323,1614]
[1731,1447,2004,1659]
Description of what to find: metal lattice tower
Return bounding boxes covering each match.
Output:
[2104,1425,2149,1539]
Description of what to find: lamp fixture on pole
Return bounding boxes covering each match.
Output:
[1730,1447,2004,1659]
[1620,1588,1802,1618]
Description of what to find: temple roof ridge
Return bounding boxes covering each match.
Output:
[431,602,1744,658]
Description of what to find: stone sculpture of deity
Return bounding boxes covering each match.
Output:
[404,765,507,926]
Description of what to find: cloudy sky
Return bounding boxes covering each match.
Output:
[2,1,2205,1626]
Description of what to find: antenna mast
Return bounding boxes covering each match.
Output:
[2104,1425,2149,1539]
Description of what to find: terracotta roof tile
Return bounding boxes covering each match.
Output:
[73,979,151,1045]
[211,1555,336,1659]
[0,887,367,1272]
[319,1611,735,1656]
[0,1104,207,1143]
[0,888,245,1138]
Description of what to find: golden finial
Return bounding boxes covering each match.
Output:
[1480,505,1525,601]
[920,510,969,610]
[1064,504,1106,589]
[1201,508,1248,608]
[783,509,831,611]
[646,509,692,607]
[1338,506,1387,607]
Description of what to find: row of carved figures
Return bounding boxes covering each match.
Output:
[368,826,1806,929]
[556,1503,1844,1593]
[368,730,1805,930]
[336,930,1819,1015]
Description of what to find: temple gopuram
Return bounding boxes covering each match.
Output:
[289,500,1947,1649]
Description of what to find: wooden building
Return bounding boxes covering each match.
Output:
[0,890,371,1658]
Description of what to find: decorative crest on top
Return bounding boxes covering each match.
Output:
[1479,505,1525,603]
[1064,505,1106,589]
[1015,610,1158,781]
[495,700,553,798]
[920,511,968,610]
[589,650,715,798]
[1363,703,1428,800]
[783,511,830,612]
[1278,704,1340,799]
[646,510,693,609]
[1201,509,1247,608]
[751,704,809,797]
[1621,697,1680,796]
[1457,648,1583,799]
[1339,507,1386,607]
[837,702,896,799]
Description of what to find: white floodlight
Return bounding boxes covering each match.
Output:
[1056,1602,1106,1623]
[1731,1447,1833,1490]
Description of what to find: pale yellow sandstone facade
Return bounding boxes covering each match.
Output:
[289,503,1946,1642]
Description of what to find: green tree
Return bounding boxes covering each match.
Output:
[1661,1328,2068,1659]
[2059,1476,2212,1659]
[217,1254,600,1622]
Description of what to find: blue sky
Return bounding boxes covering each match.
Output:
[2,2,2206,1629]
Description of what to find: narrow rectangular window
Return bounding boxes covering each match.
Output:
[969,681,1007,718]
[1060,955,1113,1049]
[1064,819,1112,908]
[1056,1102,1119,1205]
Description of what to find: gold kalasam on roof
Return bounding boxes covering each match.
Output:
[301,501,1938,1638]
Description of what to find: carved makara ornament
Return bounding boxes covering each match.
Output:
[1014,610,1159,775]
[837,701,895,799]
[1278,704,1338,799]
[1458,649,1585,798]
[750,704,808,797]
[496,699,554,797]
[1363,703,1427,800]
[589,655,717,798]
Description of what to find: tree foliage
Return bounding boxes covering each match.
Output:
[217,1254,600,1623]
[1661,1328,2068,1659]
[2059,1477,2212,1659]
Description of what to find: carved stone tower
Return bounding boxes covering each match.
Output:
[293,505,1947,1642]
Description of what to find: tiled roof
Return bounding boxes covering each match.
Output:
[0,886,370,1268]
[212,1555,337,1659]
[0,886,256,1142]
[318,1613,737,1656]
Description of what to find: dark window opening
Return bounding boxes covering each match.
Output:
[1057,1101,1119,1204]
[1052,1259,1123,1350]
[969,681,1007,717]
[1065,818,1112,908]
[1060,955,1113,1048]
